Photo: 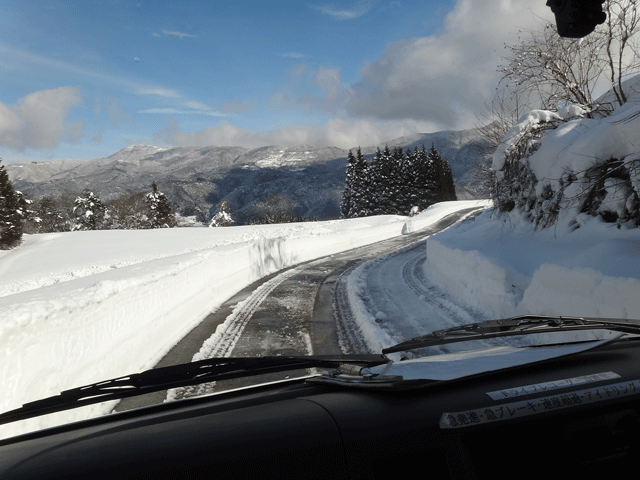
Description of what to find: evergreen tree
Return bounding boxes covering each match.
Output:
[442,158,457,201]
[13,190,39,233]
[146,182,175,228]
[387,147,405,214]
[73,189,106,231]
[342,143,456,218]
[428,144,447,202]
[340,150,357,218]
[400,147,419,213]
[369,145,396,215]
[210,200,235,227]
[367,147,383,214]
[349,147,370,217]
[34,196,68,233]
[0,159,23,248]
[416,145,439,208]
[424,144,457,202]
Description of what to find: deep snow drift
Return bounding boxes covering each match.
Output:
[424,210,640,322]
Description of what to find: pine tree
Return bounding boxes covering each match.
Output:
[0,159,23,248]
[12,190,39,233]
[387,147,405,214]
[210,200,235,227]
[442,158,457,201]
[73,189,106,231]
[34,196,68,233]
[146,182,175,228]
[350,147,370,217]
[367,147,383,214]
[369,145,396,215]
[400,147,419,213]
[415,145,438,208]
[428,144,447,203]
[340,150,357,218]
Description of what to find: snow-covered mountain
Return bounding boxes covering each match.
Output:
[7,129,490,223]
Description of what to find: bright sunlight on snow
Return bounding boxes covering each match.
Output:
[0,201,483,439]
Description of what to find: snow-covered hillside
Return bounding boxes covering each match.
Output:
[7,129,490,223]
[492,80,640,230]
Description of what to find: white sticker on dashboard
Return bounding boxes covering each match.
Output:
[440,378,640,429]
[486,371,620,400]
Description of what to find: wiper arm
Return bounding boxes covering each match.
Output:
[382,315,640,354]
[0,354,388,426]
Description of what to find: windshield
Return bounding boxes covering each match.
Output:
[0,0,639,439]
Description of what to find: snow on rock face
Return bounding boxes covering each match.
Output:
[492,96,640,228]
[491,109,563,172]
[532,102,640,188]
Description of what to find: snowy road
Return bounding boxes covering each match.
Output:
[341,213,492,358]
[115,206,483,409]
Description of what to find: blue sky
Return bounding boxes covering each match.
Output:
[0,0,552,162]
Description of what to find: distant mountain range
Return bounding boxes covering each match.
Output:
[7,128,491,223]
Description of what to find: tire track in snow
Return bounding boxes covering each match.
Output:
[402,246,481,326]
[168,265,304,400]
[333,263,371,354]
[333,208,487,355]
[346,211,489,356]
[194,265,305,359]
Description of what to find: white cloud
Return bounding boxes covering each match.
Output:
[139,108,225,116]
[153,117,439,150]
[344,0,554,129]
[0,86,83,150]
[136,87,182,99]
[184,101,210,111]
[154,30,197,39]
[272,62,352,115]
[311,0,373,20]
[301,66,351,113]
[272,1,553,129]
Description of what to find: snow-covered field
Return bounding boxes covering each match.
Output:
[0,200,484,439]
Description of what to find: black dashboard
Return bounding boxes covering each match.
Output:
[1,338,640,479]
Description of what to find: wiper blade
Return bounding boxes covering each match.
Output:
[382,315,640,354]
[0,354,388,426]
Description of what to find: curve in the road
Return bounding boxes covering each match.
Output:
[115,205,486,410]
[343,208,492,356]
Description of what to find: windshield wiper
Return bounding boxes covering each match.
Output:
[0,354,388,426]
[382,315,640,354]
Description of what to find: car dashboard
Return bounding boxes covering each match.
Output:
[1,338,640,479]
